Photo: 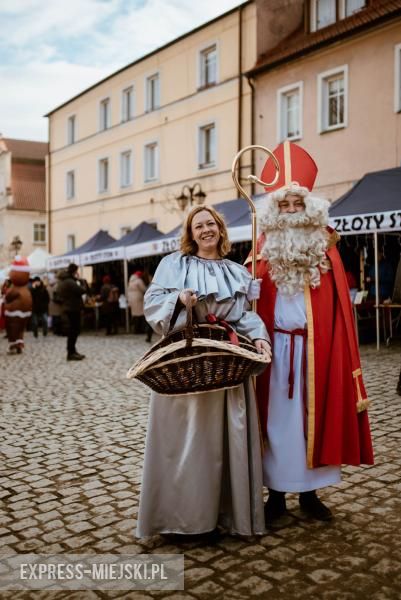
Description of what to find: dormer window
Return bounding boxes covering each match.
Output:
[342,0,366,17]
[310,0,336,32]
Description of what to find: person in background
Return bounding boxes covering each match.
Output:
[47,272,63,335]
[4,257,32,355]
[57,263,86,360]
[99,275,120,335]
[127,270,146,334]
[141,271,153,343]
[30,276,50,338]
[367,250,395,302]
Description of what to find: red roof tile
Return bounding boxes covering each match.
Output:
[10,162,46,212]
[3,138,48,161]
[249,0,401,74]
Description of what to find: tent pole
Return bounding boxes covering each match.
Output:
[123,257,129,334]
[374,231,380,351]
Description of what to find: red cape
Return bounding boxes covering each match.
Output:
[247,229,374,468]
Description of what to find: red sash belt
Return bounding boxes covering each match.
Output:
[206,314,239,346]
[274,327,307,400]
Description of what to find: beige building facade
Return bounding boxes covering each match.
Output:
[249,0,401,200]
[0,138,47,269]
[47,2,260,256]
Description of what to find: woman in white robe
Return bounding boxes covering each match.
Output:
[136,206,270,538]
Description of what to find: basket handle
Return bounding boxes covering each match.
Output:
[185,291,194,348]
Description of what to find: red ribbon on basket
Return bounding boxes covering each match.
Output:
[206,314,240,346]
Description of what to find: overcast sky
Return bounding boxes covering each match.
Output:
[0,0,241,142]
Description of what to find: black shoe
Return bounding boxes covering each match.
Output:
[264,490,287,526]
[67,353,85,361]
[299,491,333,521]
[397,384,401,397]
[75,353,85,359]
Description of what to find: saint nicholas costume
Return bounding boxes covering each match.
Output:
[246,142,374,496]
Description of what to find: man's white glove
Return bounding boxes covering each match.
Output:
[247,278,262,302]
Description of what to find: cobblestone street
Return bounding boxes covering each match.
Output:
[0,331,400,599]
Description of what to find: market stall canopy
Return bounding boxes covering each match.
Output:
[329,167,401,235]
[47,230,116,270]
[28,248,53,274]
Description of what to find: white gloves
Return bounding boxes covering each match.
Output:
[247,278,262,302]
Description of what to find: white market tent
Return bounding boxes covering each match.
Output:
[28,248,53,274]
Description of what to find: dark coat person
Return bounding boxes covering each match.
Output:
[30,277,50,337]
[57,263,86,360]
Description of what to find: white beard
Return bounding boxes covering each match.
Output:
[260,212,330,296]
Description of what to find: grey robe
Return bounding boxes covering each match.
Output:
[136,252,269,537]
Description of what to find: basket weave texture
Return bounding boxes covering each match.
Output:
[127,301,270,396]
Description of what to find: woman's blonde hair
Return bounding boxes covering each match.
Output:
[180,205,231,257]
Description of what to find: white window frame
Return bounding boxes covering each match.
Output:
[66,169,75,200]
[198,42,218,89]
[98,96,111,131]
[310,0,336,32]
[33,223,46,244]
[276,81,303,143]
[197,121,217,170]
[339,0,366,18]
[394,43,401,113]
[66,114,76,145]
[66,234,76,252]
[317,65,348,133]
[144,141,159,182]
[121,84,135,122]
[145,72,160,112]
[97,156,110,193]
[120,149,133,188]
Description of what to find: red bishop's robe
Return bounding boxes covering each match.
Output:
[246,228,374,468]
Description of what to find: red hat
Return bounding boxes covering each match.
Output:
[10,255,30,273]
[261,141,318,194]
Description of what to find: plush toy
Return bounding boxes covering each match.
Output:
[5,256,32,354]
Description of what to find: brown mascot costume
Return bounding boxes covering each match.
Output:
[5,256,32,354]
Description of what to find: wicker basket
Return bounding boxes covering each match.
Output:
[127,302,270,396]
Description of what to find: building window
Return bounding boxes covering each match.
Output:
[67,234,75,252]
[146,73,160,112]
[395,44,401,113]
[199,44,217,88]
[277,83,303,142]
[99,97,111,131]
[122,86,134,122]
[98,158,109,193]
[120,150,133,187]
[67,115,76,144]
[198,123,216,169]
[318,66,348,132]
[144,142,159,181]
[341,0,365,17]
[310,0,336,31]
[33,223,46,244]
[66,170,75,199]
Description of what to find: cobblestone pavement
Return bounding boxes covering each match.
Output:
[0,331,400,600]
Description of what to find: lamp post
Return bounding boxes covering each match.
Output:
[10,235,23,257]
[175,183,206,213]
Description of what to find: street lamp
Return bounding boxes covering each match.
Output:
[10,235,23,256]
[175,183,206,213]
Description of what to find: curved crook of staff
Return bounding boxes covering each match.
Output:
[231,145,280,309]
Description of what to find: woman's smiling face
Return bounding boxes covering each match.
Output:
[191,210,220,256]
